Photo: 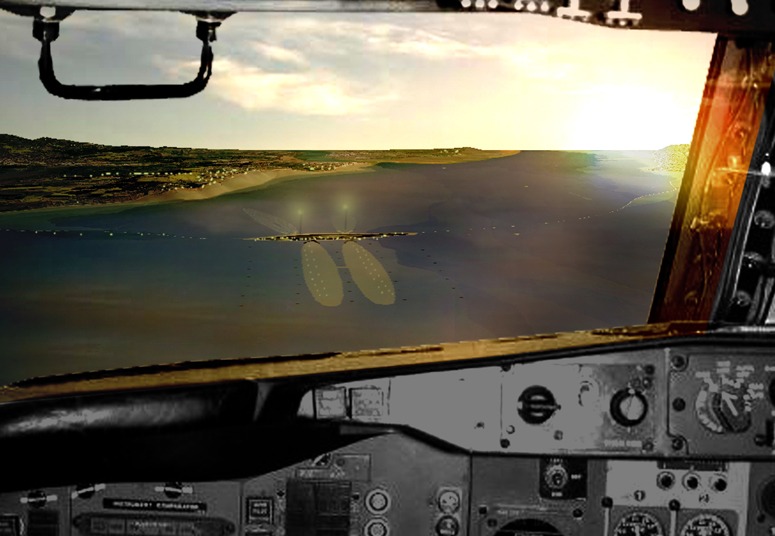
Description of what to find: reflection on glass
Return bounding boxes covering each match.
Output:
[243,207,400,307]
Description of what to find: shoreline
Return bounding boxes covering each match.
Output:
[0,162,378,217]
[139,161,377,204]
[0,151,520,216]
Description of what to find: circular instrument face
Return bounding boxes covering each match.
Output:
[679,514,731,536]
[365,489,391,514]
[614,512,664,536]
[438,490,461,513]
[610,389,648,427]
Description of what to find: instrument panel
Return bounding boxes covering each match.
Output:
[297,348,775,458]
[4,345,775,536]
[4,439,775,536]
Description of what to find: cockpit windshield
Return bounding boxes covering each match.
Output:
[0,10,715,385]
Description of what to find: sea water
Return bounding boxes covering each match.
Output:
[0,151,676,384]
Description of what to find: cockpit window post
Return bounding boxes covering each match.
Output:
[649,36,775,326]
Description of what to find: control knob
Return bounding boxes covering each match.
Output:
[518,386,560,425]
[610,388,648,427]
[544,464,569,490]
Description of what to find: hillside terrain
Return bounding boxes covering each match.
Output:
[0,135,515,211]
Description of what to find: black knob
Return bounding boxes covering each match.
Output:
[545,464,569,490]
[684,473,700,490]
[518,386,559,425]
[657,472,675,490]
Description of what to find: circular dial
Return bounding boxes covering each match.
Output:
[435,516,459,536]
[614,512,664,536]
[365,489,391,514]
[679,514,730,536]
[544,464,569,490]
[696,377,752,434]
[610,388,648,427]
[365,519,390,536]
[437,490,460,514]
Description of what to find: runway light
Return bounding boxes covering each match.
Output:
[461,0,472,7]
[762,161,771,176]
[475,0,486,8]
[527,1,537,10]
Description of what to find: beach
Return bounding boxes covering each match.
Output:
[141,162,377,204]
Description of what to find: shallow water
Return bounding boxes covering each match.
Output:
[0,151,676,384]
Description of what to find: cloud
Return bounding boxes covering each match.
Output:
[271,18,498,60]
[167,56,393,115]
[250,41,307,66]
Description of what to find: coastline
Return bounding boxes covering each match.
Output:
[139,150,521,204]
[0,150,520,216]
[0,163,378,218]
[139,161,377,204]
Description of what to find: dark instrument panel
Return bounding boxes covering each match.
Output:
[3,344,775,536]
[3,438,775,536]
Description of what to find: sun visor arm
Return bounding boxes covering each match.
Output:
[32,12,229,100]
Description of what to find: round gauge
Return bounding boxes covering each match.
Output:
[679,514,731,536]
[614,512,664,536]
[364,519,390,536]
[365,489,391,514]
[610,389,648,427]
[437,490,461,513]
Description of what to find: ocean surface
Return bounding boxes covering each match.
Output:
[0,151,678,385]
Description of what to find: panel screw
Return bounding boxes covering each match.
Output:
[673,398,686,412]
[671,437,685,451]
[500,438,510,448]
[733,291,752,308]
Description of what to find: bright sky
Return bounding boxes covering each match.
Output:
[0,9,715,150]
